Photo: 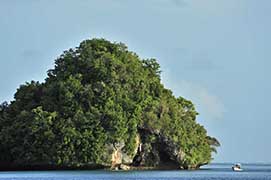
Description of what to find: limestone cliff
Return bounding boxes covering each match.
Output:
[99,127,205,170]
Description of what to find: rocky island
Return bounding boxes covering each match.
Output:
[0,38,220,170]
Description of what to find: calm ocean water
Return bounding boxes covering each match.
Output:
[0,164,271,180]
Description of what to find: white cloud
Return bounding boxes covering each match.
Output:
[196,86,225,120]
[162,77,225,121]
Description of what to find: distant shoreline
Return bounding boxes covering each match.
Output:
[209,162,271,166]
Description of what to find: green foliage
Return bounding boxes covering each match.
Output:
[0,38,219,168]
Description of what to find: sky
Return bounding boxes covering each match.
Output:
[0,0,271,163]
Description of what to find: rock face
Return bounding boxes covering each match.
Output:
[100,135,140,169]
[100,128,191,170]
[119,164,131,170]
[131,128,184,169]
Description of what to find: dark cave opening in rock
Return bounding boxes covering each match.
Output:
[157,143,179,169]
[131,128,180,169]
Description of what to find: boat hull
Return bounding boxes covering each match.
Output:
[232,167,243,171]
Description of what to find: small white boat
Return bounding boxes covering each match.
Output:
[232,163,243,171]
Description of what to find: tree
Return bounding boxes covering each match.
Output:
[0,38,219,169]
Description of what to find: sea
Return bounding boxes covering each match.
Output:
[0,163,270,180]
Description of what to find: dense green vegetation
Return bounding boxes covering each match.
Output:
[0,38,219,169]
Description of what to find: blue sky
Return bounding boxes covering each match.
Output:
[1,0,271,163]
